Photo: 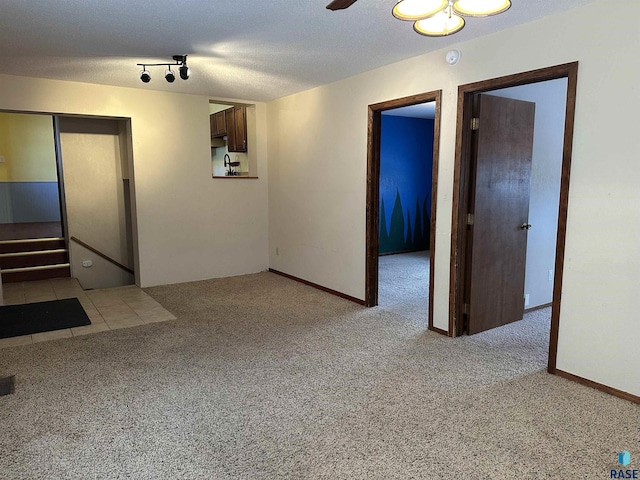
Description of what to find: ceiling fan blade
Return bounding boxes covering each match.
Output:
[326,0,358,11]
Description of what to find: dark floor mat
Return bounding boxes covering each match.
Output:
[0,298,90,339]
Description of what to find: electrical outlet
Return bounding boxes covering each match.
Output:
[276,247,279,256]
[82,260,93,268]
[0,155,5,163]
[548,269,554,282]
[524,294,530,306]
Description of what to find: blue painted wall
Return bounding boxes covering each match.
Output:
[0,182,61,223]
[379,115,433,254]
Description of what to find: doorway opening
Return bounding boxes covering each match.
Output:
[0,112,138,291]
[0,112,63,241]
[57,116,138,290]
[366,90,442,332]
[0,112,68,283]
[450,62,579,374]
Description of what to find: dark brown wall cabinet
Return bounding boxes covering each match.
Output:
[210,110,227,137]
[210,106,247,153]
[226,106,247,153]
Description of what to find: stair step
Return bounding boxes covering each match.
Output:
[0,237,65,254]
[0,263,71,283]
[0,249,69,269]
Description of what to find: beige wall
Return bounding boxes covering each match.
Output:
[69,242,135,290]
[0,112,57,182]
[0,75,269,288]
[267,0,640,396]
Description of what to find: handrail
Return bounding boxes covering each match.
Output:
[70,236,134,275]
[0,237,64,244]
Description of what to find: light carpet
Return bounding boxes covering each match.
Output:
[0,272,637,479]
[378,250,430,324]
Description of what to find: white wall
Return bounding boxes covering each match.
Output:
[0,75,269,288]
[69,242,135,290]
[267,0,640,396]
[488,79,568,309]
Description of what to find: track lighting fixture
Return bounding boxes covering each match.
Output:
[179,64,190,80]
[139,68,151,83]
[165,67,175,83]
[136,55,189,84]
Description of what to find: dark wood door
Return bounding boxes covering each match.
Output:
[466,94,535,334]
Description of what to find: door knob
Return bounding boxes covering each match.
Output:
[521,223,532,230]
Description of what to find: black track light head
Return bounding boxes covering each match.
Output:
[165,68,175,83]
[140,69,151,83]
[179,64,190,80]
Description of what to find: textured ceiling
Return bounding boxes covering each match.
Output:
[0,0,598,102]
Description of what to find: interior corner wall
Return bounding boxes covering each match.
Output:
[379,115,433,255]
[267,0,640,397]
[0,76,269,288]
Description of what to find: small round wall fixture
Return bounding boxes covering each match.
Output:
[446,49,461,66]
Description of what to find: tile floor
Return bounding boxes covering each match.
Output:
[0,278,176,349]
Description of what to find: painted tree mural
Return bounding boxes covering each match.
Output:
[379,191,430,254]
[385,190,406,253]
[378,114,434,255]
[380,198,390,249]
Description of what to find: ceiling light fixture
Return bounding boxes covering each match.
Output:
[136,55,189,83]
[165,66,175,83]
[139,68,151,83]
[453,0,511,16]
[393,0,511,37]
[392,0,447,21]
[179,64,190,81]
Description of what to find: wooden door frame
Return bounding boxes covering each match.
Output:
[52,116,70,247]
[365,90,443,334]
[449,62,579,373]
